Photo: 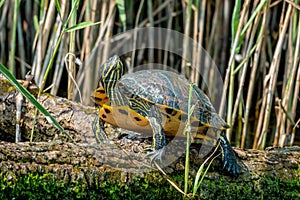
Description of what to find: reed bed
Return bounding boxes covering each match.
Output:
[0,0,299,150]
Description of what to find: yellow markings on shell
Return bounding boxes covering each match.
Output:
[99,104,152,134]
[91,87,110,106]
[97,102,224,141]
[158,104,215,139]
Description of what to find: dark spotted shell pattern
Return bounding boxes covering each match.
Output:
[118,70,228,129]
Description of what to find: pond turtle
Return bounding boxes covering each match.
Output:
[93,55,241,175]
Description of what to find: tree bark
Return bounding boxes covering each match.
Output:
[0,76,96,143]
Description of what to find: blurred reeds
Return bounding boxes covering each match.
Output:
[0,0,299,149]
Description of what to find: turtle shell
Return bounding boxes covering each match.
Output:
[118,70,228,130]
[93,70,229,141]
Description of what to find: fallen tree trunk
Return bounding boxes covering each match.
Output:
[0,77,299,199]
[0,76,96,144]
[0,141,299,199]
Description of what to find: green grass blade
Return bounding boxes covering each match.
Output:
[116,0,126,30]
[54,0,62,19]
[64,0,79,28]
[39,0,45,19]
[192,164,204,194]
[33,15,39,32]
[0,63,76,143]
[0,0,5,8]
[192,143,220,195]
[194,153,220,194]
[231,0,241,53]
[184,83,194,195]
[64,21,102,32]
[240,0,267,37]
[8,0,20,75]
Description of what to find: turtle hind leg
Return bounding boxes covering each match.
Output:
[92,115,108,143]
[219,132,241,176]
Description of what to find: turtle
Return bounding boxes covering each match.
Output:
[92,55,242,175]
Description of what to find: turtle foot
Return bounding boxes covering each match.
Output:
[221,146,241,176]
[219,134,242,176]
[96,134,109,144]
[145,147,166,165]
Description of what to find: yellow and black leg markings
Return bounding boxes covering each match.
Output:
[91,87,110,106]
[146,117,166,163]
[142,104,167,163]
[147,117,166,150]
[92,114,108,143]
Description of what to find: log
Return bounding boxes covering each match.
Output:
[0,76,96,144]
[0,142,299,199]
[0,77,299,199]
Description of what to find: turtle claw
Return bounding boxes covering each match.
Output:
[145,147,166,165]
[221,149,241,176]
[222,158,240,176]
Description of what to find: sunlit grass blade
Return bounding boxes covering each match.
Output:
[64,0,79,28]
[240,0,267,36]
[64,21,102,32]
[183,83,195,195]
[0,0,5,8]
[116,0,126,30]
[0,63,76,143]
[8,0,19,75]
[54,0,61,19]
[193,143,220,195]
[231,0,241,53]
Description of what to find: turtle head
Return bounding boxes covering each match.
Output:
[100,55,127,92]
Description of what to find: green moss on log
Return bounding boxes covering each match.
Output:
[0,169,299,200]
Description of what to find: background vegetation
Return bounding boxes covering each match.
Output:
[0,0,299,149]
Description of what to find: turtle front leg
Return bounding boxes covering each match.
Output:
[128,98,166,162]
[146,117,166,163]
[142,105,166,163]
[92,114,109,143]
[148,117,166,149]
[219,132,241,175]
